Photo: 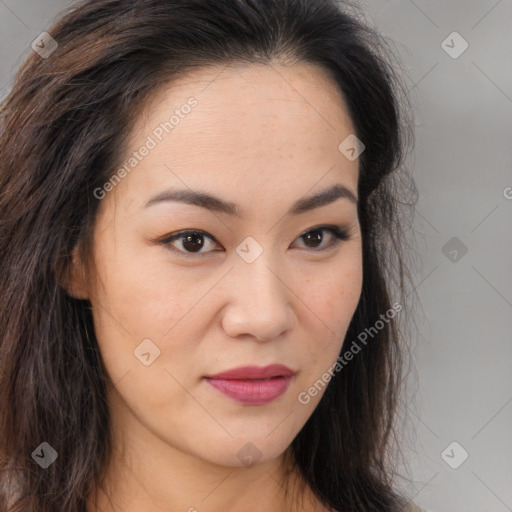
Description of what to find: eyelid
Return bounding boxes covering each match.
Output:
[158,224,351,257]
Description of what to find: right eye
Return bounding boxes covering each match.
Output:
[159,230,221,257]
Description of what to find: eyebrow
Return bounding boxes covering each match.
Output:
[144,183,358,216]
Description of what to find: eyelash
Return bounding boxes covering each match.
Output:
[158,225,351,258]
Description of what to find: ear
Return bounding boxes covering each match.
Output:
[60,245,90,300]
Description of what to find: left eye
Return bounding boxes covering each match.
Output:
[293,225,350,251]
[160,225,349,257]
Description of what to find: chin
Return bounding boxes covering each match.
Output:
[195,433,293,469]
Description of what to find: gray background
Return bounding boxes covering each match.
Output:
[1,1,511,511]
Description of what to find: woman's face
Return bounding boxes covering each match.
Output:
[73,62,363,468]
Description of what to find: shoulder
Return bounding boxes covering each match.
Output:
[401,503,428,512]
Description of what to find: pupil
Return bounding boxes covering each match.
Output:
[183,233,204,252]
[304,230,322,248]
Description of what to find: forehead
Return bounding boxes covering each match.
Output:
[115,61,359,211]
[136,61,354,143]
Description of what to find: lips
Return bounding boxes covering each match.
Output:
[203,364,295,405]
[205,364,294,380]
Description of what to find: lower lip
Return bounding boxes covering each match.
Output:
[204,376,293,405]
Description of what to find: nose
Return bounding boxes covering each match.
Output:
[220,252,296,342]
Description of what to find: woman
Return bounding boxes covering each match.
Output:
[0,0,421,510]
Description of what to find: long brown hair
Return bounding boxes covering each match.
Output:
[0,0,418,510]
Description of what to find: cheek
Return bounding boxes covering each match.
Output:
[297,261,363,357]
[87,258,202,420]
[89,241,190,333]
[289,262,362,410]
[86,244,196,379]
[307,258,362,322]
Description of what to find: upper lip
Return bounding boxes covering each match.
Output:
[204,364,295,380]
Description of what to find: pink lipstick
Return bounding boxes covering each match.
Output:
[204,364,294,405]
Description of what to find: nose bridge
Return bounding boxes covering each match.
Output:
[237,248,282,303]
[221,242,294,341]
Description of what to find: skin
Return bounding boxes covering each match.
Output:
[68,61,363,512]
